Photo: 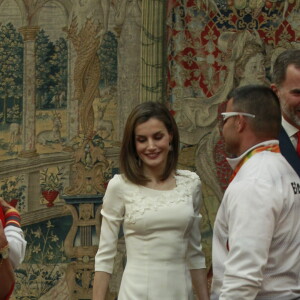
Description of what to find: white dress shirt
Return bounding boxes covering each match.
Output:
[282,117,298,149]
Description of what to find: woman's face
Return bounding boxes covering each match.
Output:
[239,53,266,86]
[134,118,172,173]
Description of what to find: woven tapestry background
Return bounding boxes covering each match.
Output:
[166,0,300,269]
[0,0,299,298]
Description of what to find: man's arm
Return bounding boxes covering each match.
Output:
[220,181,277,299]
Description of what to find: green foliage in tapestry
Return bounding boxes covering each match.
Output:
[14,216,72,298]
[40,166,65,192]
[0,23,23,124]
[36,30,68,109]
[99,31,118,86]
[0,175,26,212]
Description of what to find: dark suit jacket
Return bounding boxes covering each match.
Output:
[279,126,300,177]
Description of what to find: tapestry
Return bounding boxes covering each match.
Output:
[0,0,144,299]
[0,0,299,298]
[166,0,300,267]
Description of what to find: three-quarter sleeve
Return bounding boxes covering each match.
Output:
[95,175,125,273]
[187,175,206,269]
[4,207,27,269]
[4,226,27,269]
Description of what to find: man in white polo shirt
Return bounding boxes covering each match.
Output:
[211,85,300,299]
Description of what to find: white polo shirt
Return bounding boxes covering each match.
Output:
[211,140,300,300]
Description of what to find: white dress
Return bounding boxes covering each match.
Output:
[95,170,206,300]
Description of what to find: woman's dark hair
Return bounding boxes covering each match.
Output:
[120,102,179,185]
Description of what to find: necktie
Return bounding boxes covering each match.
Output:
[296,131,300,156]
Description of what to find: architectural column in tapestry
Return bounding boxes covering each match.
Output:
[114,0,166,140]
[67,0,109,139]
[113,0,142,140]
[140,0,166,103]
[64,0,113,197]
[0,2,41,214]
[19,26,39,158]
[67,36,78,142]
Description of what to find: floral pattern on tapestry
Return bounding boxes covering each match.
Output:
[167,0,300,267]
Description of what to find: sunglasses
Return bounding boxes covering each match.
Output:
[220,112,256,126]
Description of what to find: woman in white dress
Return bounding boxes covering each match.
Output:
[93,102,209,300]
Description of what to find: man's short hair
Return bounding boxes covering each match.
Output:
[272,49,300,86]
[228,85,281,138]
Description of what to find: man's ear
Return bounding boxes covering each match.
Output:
[235,115,247,133]
[270,83,278,94]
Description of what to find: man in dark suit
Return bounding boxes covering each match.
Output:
[271,49,300,177]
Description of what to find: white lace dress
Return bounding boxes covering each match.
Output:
[95,170,206,300]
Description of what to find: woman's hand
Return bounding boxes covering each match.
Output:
[0,197,13,213]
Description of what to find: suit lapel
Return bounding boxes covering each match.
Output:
[279,127,300,177]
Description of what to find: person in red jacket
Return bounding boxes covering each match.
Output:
[0,198,26,300]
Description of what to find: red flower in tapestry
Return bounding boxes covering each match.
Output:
[184,70,200,87]
[275,20,296,44]
[186,0,196,7]
[176,47,199,70]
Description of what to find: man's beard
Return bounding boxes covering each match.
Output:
[281,100,300,128]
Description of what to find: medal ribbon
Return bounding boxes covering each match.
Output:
[230,144,280,182]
